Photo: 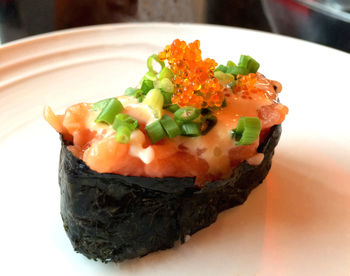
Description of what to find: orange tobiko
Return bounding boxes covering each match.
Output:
[159,39,225,109]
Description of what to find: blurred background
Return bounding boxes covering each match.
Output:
[0,0,349,52]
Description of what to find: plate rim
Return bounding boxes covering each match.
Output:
[1,22,349,56]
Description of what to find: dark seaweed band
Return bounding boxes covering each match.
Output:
[59,125,281,263]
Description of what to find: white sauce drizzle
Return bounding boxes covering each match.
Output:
[129,130,154,164]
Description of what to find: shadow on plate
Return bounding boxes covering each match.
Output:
[265,151,349,229]
[113,150,350,274]
[258,150,350,274]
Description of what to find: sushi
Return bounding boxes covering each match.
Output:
[45,39,288,263]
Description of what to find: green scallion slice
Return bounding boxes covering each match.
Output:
[142,88,164,119]
[238,55,260,74]
[144,71,157,81]
[227,60,236,67]
[135,91,145,102]
[153,79,160,89]
[147,54,165,74]
[214,64,227,73]
[214,71,235,85]
[95,98,123,125]
[141,79,154,94]
[165,104,180,113]
[92,97,114,111]
[115,125,132,144]
[181,122,201,137]
[174,106,200,122]
[231,117,261,145]
[161,91,172,105]
[160,115,181,138]
[112,113,138,131]
[159,67,174,80]
[134,89,144,97]
[145,120,166,143]
[155,79,174,105]
[226,66,249,76]
[159,78,174,93]
[124,87,137,96]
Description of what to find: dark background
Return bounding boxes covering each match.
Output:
[0,0,349,52]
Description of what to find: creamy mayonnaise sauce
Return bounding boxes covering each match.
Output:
[129,130,154,164]
[118,95,157,125]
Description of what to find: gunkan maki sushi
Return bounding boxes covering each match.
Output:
[45,39,288,263]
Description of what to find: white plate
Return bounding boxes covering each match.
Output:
[1,23,350,276]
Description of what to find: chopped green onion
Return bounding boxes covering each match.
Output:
[215,56,259,75]
[139,76,146,86]
[165,104,180,113]
[115,125,132,144]
[201,115,217,135]
[132,88,145,102]
[136,95,144,102]
[174,106,200,122]
[214,71,235,85]
[92,97,114,111]
[95,98,123,125]
[226,66,249,76]
[238,55,260,73]
[124,87,137,96]
[231,117,261,145]
[160,78,174,105]
[160,115,181,138]
[181,122,201,137]
[145,120,166,143]
[147,54,165,74]
[159,67,174,80]
[153,80,160,89]
[159,78,174,93]
[112,114,138,144]
[227,60,236,67]
[161,91,172,105]
[113,113,138,131]
[142,88,164,119]
[134,89,144,97]
[141,79,154,94]
[144,71,157,81]
[214,64,227,73]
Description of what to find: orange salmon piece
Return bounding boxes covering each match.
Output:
[145,150,209,180]
[83,135,145,176]
[229,141,259,167]
[258,103,289,129]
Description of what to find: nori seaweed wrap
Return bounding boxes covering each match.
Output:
[44,39,288,263]
[59,125,281,263]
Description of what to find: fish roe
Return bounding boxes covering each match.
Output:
[158,39,224,109]
[234,73,278,101]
